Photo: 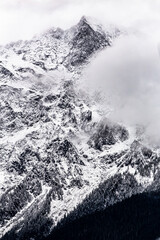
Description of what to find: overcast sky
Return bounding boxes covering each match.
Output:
[0,0,160,44]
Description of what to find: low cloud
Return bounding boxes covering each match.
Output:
[83,33,160,143]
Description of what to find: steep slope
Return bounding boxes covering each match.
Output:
[0,17,159,240]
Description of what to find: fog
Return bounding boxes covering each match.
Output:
[0,0,160,44]
[83,33,160,143]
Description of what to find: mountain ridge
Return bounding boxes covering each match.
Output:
[0,17,159,240]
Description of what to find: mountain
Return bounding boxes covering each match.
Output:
[0,16,160,240]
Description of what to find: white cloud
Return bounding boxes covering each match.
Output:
[83,33,160,143]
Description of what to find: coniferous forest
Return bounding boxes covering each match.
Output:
[46,191,160,240]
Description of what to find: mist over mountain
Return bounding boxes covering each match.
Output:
[0,6,160,240]
[82,33,160,145]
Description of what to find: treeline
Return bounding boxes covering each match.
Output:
[54,173,142,230]
[46,191,160,240]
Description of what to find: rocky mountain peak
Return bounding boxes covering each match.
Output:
[0,16,122,80]
[1,17,158,240]
[78,16,105,34]
[65,16,112,67]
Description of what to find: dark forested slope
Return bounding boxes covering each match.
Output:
[46,191,160,240]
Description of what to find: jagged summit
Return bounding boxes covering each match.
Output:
[0,16,121,79]
[78,16,105,33]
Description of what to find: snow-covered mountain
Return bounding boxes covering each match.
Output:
[0,16,160,240]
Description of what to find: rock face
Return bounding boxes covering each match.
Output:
[0,16,160,240]
[89,120,129,150]
[66,16,111,66]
